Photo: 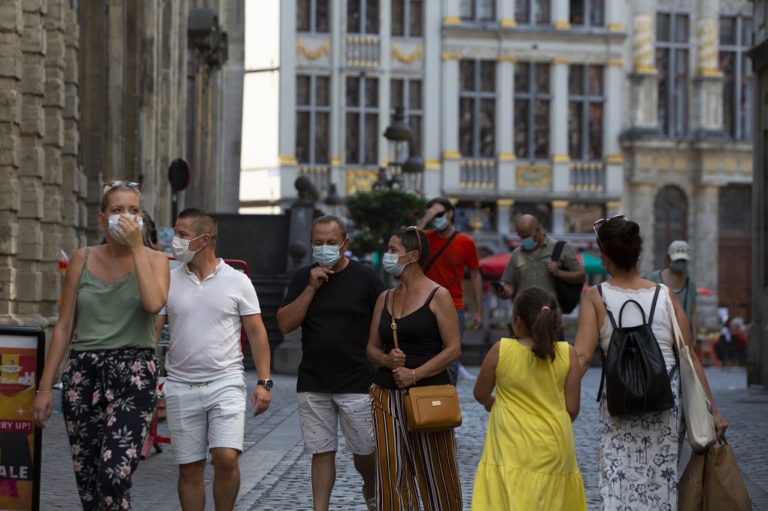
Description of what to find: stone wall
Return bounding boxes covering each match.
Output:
[0,0,243,329]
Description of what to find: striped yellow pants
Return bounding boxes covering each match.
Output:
[370,384,462,511]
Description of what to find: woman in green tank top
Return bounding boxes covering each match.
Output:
[32,181,170,510]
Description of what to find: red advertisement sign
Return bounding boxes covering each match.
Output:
[0,327,44,511]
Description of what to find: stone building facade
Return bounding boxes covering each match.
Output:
[0,0,243,330]
[242,0,753,327]
[749,0,768,387]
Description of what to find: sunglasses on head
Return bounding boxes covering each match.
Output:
[404,225,422,255]
[102,180,140,195]
[592,214,628,240]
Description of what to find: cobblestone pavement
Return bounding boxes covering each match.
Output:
[39,367,768,510]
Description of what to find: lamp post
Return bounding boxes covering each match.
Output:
[383,107,424,192]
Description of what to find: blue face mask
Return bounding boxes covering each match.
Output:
[431,216,450,231]
[312,245,342,267]
[382,252,408,277]
[670,260,688,273]
[521,236,537,251]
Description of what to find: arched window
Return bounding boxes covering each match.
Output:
[654,185,688,268]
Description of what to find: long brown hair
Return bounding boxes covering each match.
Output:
[512,287,562,360]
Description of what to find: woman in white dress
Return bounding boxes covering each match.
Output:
[574,215,727,510]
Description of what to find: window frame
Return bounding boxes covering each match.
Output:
[459,0,496,22]
[347,0,380,34]
[296,74,331,165]
[514,62,552,161]
[514,0,551,26]
[656,10,690,137]
[569,0,605,29]
[345,75,379,165]
[719,14,753,141]
[392,0,424,37]
[297,0,330,34]
[568,64,605,162]
[459,59,497,158]
[390,77,424,156]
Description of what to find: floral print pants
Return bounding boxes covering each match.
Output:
[61,349,158,511]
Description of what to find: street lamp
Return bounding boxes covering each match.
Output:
[383,107,424,191]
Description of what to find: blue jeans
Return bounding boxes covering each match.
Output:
[447,309,465,385]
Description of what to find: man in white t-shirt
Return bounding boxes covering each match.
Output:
[157,208,272,511]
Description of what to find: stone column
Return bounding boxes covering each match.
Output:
[105,0,125,180]
[693,184,719,292]
[0,1,22,322]
[329,0,343,195]
[551,200,567,234]
[552,0,570,30]
[605,0,626,33]
[62,0,84,252]
[629,1,659,132]
[442,0,460,25]
[497,57,515,193]
[378,0,391,168]
[422,0,442,198]
[441,53,461,191]
[630,182,656,272]
[551,59,570,193]
[692,0,723,136]
[278,0,298,202]
[16,0,47,324]
[605,59,625,197]
[496,198,513,235]
[498,0,516,28]
[41,0,66,322]
[606,200,622,218]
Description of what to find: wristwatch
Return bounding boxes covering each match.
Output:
[257,378,273,391]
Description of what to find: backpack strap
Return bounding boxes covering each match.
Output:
[551,240,565,262]
[422,231,458,274]
[596,284,610,403]
[647,285,662,325]
[596,284,618,330]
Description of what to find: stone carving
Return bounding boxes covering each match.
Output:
[633,14,655,74]
[297,39,330,60]
[696,17,721,77]
[391,43,423,64]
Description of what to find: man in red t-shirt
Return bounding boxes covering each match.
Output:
[418,197,483,383]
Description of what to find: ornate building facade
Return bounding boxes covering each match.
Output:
[0,0,243,329]
[242,0,753,327]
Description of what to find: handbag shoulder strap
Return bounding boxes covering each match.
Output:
[423,231,458,274]
[388,290,399,351]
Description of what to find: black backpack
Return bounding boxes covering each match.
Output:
[597,284,675,417]
[551,241,583,314]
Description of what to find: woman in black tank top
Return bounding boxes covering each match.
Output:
[366,227,462,510]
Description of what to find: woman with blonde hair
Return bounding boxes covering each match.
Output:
[33,181,170,510]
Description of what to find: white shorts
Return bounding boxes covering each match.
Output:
[297,392,375,455]
[164,375,247,465]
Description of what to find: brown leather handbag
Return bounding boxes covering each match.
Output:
[388,291,462,433]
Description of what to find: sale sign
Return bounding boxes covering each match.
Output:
[0,327,44,511]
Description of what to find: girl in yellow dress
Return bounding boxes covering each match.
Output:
[472,287,586,510]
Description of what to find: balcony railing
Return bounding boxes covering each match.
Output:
[346,35,380,68]
[460,158,497,190]
[298,165,331,196]
[389,165,424,194]
[569,162,605,192]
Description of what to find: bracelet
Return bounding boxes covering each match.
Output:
[35,389,52,394]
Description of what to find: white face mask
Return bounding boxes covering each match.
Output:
[382,252,409,277]
[107,214,143,245]
[312,244,342,268]
[171,234,204,263]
